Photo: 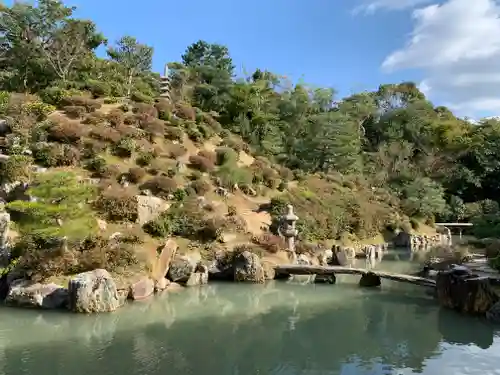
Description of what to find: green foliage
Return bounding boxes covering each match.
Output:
[215,165,252,189]
[0,155,33,183]
[7,171,97,240]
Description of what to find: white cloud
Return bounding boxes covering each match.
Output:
[353,0,432,14]
[381,0,500,117]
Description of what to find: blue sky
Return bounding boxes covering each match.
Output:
[67,0,419,100]
[8,0,500,118]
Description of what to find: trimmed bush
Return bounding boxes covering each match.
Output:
[0,155,33,184]
[164,126,183,141]
[83,112,107,125]
[94,189,138,222]
[189,155,215,172]
[164,142,187,159]
[47,120,85,144]
[127,167,147,183]
[136,151,155,166]
[215,147,238,166]
[106,109,125,127]
[131,92,154,104]
[140,176,177,198]
[175,103,196,120]
[198,150,217,164]
[191,179,211,195]
[61,96,101,112]
[64,105,86,119]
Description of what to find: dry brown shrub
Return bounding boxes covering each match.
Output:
[63,105,86,119]
[189,155,215,172]
[106,109,125,127]
[191,179,212,195]
[140,176,178,197]
[202,113,223,132]
[252,233,285,253]
[61,96,101,112]
[127,167,147,183]
[198,150,217,164]
[164,126,183,141]
[142,119,165,136]
[94,188,138,222]
[164,142,187,158]
[132,103,158,117]
[83,112,107,125]
[47,120,85,144]
[175,103,196,120]
[89,125,122,144]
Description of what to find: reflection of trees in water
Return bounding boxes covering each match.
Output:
[0,283,498,375]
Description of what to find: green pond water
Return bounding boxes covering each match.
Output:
[0,253,499,375]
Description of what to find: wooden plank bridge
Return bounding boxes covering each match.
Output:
[274,264,436,288]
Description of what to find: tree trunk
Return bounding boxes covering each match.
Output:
[126,71,133,97]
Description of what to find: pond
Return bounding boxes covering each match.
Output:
[0,253,499,375]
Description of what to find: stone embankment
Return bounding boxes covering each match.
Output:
[393,231,452,250]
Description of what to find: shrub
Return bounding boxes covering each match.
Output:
[164,126,184,141]
[21,101,55,120]
[279,167,294,181]
[191,179,211,195]
[89,125,122,143]
[173,188,187,202]
[223,137,248,152]
[86,156,107,174]
[33,143,80,167]
[227,205,237,216]
[197,124,214,140]
[113,138,136,158]
[216,147,238,166]
[140,176,177,198]
[47,120,85,143]
[0,91,9,115]
[61,96,101,112]
[104,97,119,104]
[39,87,81,106]
[175,103,196,120]
[127,167,147,183]
[131,92,154,104]
[136,151,154,166]
[119,103,130,112]
[155,100,172,121]
[0,155,33,184]
[252,233,285,253]
[202,113,223,132]
[186,127,203,142]
[148,159,176,176]
[106,109,125,127]
[64,105,86,119]
[85,79,112,98]
[215,165,253,188]
[189,155,215,172]
[142,119,165,137]
[198,150,217,164]
[164,142,187,158]
[94,189,138,222]
[83,112,107,125]
[96,164,121,179]
[132,103,157,116]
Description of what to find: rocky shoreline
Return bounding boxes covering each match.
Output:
[1,237,500,325]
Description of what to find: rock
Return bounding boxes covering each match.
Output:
[262,261,276,280]
[185,265,209,286]
[219,232,237,244]
[167,255,198,283]
[136,195,170,225]
[314,274,336,284]
[318,249,333,265]
[153,239,178,281]
[208,251,234,281]
[331,248,349,266]
[68,269,123,313]
[297,254,311,265]
[154,278,170,293]
[233,251,265,283]
[393,231,411,248]
[486,301,500,323]
[436,268,499,315]
[165,282,183,293]
[96,219,107,231]
[128,277,155,300]
[359,272,381,287]
[6,280,68,309]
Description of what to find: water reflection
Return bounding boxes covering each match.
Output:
[0,282,498,375]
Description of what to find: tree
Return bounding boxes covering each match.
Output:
[7,171,97,241]
[0,0,105,90]
[107,36,153,97]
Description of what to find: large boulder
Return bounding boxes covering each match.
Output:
[233,251,265,283]
[330,248,350,266]
[185,265,209,286]
[153,239,177,281]
[5,280,68,309]
[436,266,499,315]
[136,195,170,225]
[68,269,124,313]
[167,255,198,283]
[128,277,155,300]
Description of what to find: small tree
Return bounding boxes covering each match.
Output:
[7,171,97,241]
[107,36,153,97]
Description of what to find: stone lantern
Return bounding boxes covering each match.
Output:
[281,204,299,263]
